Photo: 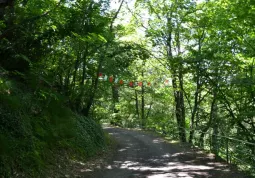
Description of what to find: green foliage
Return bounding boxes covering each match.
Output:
[72,115,106,157]
[1,0,255,176]
[0,75,106,177]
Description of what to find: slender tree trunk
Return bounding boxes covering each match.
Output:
[189,92,198,143]
[188,29,205,143]
[176,20,186,142]
[211,92,219,155]
[112,83,119,112]
[76,47,88,112]
[65,68,71,96]
[82,59,102,116]
[82,0,125,117]
[199,94,217,147]
[167,15,186,142]
[72,56,80,90]
[141,71,145,128]
[189,73,200,143]
[141,85,145,128]
[111,83,120,125]
[146,102,153,120]
[81,48,87,85]
[135,90,140,121]
[59,73,63,91]
[178,68,186,142]
[173,85,186,142]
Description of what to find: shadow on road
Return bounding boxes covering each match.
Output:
[78,127,248,178]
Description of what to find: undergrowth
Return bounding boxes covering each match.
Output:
[0,75,106,177]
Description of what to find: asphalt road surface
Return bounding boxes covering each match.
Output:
[80,127,248,178]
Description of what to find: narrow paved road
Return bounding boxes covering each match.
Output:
[80,127,247,178]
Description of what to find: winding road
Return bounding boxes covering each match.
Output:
[80,127,247,178]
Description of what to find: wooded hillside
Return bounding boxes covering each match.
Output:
[0,0,254,177]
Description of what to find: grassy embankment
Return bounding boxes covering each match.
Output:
[0,75,111,177]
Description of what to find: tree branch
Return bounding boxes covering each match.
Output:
[110,0,125,32]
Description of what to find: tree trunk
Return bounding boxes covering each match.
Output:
[112,83,119,112]
[199,94,217,147]
[141,71,145,128]
[72,56,80,90]
[167,15,186,142]
[189,73,200,143]
[135,90,140,121]
[146,102,153,120]
[189,36,203,143]
[111,83,120,126]
[179,70,186,142]
[176,20,186,142]
[76,47,88,112]
[65,68,71,96]
[82,59,102,116]
[174,84,186,142]
[211,93,219,155]
[82,0,124,117]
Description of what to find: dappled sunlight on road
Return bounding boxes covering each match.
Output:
[79,127,244,178]
[152,138,165,144]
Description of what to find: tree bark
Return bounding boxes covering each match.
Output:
[82,60,102,116]
[167,15,186,142]
[199,93,217,147]
[112,83,119,112]
[189,65,200,143]
[141,70,145,128]
[135,89,140,121]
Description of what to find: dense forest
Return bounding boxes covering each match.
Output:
[0,0,254,177]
